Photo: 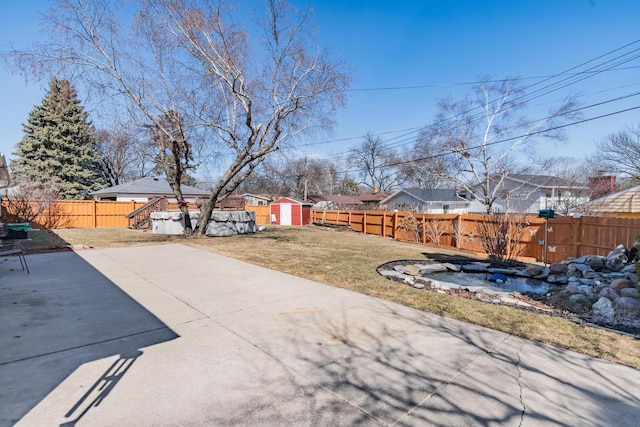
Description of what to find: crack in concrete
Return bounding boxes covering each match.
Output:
[515,343,526,427]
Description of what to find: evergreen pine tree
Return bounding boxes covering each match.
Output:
[12,77,106,199]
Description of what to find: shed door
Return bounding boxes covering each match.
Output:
[280,203,292,225]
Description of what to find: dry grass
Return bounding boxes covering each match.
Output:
[52,225,640,369]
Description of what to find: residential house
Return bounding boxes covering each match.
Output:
[219,193,272,209]
[380,188,471,214]
[582,183,640,217]
[308,194,363,210]
[466,174,589,214]
[355,190,394,210]
[90,177,210,202]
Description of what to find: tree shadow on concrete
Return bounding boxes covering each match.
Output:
[0,250,178,426]
[209,293,640,426]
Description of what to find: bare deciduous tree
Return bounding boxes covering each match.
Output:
[588,123,640,180]
[475,213,528,262]
[97,125,156,186]
[5,0,349,236]
[415,77,581,213]
[349,133,403,192]
[424,219,447,246]
[3,177,63,227]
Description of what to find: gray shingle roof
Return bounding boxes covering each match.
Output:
[90,177,210,197]
[505,174,584,188]
[383,188,469,203]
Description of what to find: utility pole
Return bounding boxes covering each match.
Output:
[303,153,308,201]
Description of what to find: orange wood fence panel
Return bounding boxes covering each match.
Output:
[312,209,640,263]
[1,200,274,229]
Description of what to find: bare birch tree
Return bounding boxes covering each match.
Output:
[414,77,580,213]
[5,0,349,236]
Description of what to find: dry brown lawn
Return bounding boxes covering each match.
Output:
[50,225,640,369]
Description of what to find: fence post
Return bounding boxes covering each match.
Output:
[363,211,367,234]
[92,200,97,228]
[382,212,386,237]
[393,211,398,239]
[573,216,582,258]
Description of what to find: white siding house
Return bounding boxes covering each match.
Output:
[380,188,471,214]
[90,177,210,202]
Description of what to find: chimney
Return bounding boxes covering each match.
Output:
[588,172,616,199]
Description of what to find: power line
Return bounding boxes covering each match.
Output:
[295,42,640,161]
[347,65,640,92]
[344,104,640,174]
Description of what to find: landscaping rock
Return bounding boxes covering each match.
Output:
[412,282,425,289]
[566,265,583,278]
[549,262,568,274]
[601,272,627,280]
[380,270,404,279]
[578,278,598,287]
[569,255,590,264]
[592,297,615,323]
[605,257,625,272]
[461,264,488,273]
[577,285,595,295]
[402,264,424,276]
[585,255,606,271]
[620,288,640,299]
[565,283,580,294]
[526,265,544,276]
[613,297,640,317]
[568,294,595,314]
[419,264,448,274]
[583,270,600,279]
[610,278,634,290]
[442,263,461,272]
[599,287,620,300]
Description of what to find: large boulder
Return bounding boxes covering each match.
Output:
[549,262,568,275]
[592,297,615,323]
[525,265,544,276]
[610,278,634,290]
[584,255,606,271]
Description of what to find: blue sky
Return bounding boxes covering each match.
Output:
[1,0,639,169]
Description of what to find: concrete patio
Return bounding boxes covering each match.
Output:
[1,244,639,426]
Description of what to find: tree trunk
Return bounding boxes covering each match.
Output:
[180,202,193,237]
[195,200,215,236]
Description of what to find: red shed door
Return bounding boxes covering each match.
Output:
[280,203,292,225]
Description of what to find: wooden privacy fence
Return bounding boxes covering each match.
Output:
[312,210,640,263]
[1,200,272,228]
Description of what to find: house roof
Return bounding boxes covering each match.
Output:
[356,191,394,202]
[504,174,585,189]
[381,188,470,204]
[273,197,313,205]
[90,177,210,197]
[584,184,640,205]
[309,194,362,204]
[242,193,272,202]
